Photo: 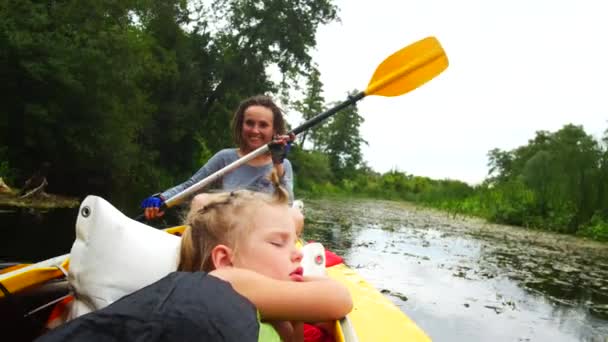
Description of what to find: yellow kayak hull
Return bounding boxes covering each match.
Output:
[328,264,430,342]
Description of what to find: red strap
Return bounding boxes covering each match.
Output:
[303,323,334,342]
[46,295,74,329]
[306,241,343,267]
[324,250,343,267]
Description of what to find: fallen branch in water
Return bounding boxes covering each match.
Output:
[20,178,48,199]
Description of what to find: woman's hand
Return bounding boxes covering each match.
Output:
[269,133,296,165]
[140,195,165,220]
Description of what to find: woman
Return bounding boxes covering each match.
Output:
[141,95,296,221]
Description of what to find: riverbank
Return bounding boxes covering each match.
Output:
[0,192,80,210]
[298,190,608,243]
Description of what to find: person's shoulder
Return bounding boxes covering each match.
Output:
[215,148,238,156]
[212,148,239,161]
[199,149,238,170]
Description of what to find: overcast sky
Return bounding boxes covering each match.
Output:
[295,0,607,185]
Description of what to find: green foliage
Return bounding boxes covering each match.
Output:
[1,0,164,197]
[315,95,367,180]
[288,146,333,191]
[1,0,338,211]
[483,180,537,226]
[487,148,515,184]
[578,213,608,242]
[194,134,214,167]
[293,66,325,149]
[598,128,608,218]
[446,124,606,240]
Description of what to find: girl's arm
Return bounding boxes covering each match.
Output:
[210,268,352,322]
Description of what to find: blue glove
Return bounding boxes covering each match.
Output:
[141,195,164,209]
[269,140,292,164]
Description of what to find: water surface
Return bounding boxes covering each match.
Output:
[303,198,608,342]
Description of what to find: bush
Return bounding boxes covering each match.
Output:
[578,213,608,241]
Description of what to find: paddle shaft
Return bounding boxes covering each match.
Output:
[163,143,270,208]
[289,91,364,135]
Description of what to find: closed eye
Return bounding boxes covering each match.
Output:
[266,231,291,247]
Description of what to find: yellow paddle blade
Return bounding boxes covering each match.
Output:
[365,36,448,97]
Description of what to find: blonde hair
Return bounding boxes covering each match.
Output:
[178,167,289,272]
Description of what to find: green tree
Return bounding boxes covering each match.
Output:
[522,150,553,216]
[549,124,602,230]
[288,146,333,191]
[479,124,604,233]
[316,95,367,180]
[294,66,325,149]
[0,0,162,199]
[486,148,514,184]
[600,129,608,217]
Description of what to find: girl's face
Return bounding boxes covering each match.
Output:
[241,105,275,151]
[233,204,303,282]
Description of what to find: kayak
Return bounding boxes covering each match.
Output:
[0,196,431,341]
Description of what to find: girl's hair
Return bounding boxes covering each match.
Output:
[178,167,289,272]
[231,95,287,150]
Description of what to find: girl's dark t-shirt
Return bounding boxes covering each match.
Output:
[36,272,259,342]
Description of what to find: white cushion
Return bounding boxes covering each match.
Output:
[68,195,180,318]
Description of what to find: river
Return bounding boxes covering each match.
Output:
[303,198,608,342]
[1,198,607,341]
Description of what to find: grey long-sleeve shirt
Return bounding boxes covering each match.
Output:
[160,148,294,204]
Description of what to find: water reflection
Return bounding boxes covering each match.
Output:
[303,198,608,342]
[0,207,78,263]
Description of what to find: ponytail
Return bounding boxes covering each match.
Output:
[269,166,289,204]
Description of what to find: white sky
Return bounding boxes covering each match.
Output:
[295,0,607,185]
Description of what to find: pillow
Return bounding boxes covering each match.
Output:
[68,195,180,318]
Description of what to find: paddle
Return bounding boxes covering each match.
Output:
[150,36,449,215]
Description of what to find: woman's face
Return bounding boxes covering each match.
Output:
[233,204,303,282]
[241,105,275,151]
